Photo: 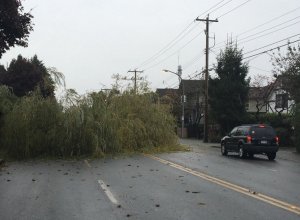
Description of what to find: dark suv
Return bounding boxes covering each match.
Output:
[220,124,279,160]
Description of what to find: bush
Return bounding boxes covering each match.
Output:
[244,113,293,146]
[275,127,292,146]
[295,104,300,153]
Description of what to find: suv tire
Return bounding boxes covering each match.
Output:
[238,145,246,159]
[221,142,228,156]
[267,152,276,161]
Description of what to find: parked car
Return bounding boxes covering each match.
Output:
[220,124,279,160]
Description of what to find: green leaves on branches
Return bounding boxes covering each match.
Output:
[0,0,34,58]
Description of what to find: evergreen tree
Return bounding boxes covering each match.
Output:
[209,44,249,133]
[0,55,55,97]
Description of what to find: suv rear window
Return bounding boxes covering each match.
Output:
[250,126,276,138]
[239,127,250,135]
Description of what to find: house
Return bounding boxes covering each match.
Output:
[179,79,205,126]
[266,76,294,114]
[156,75,294,139]
[247,86,269,113]
[247,76,294,114]
[155,88,179,105]
[156,80,205,138]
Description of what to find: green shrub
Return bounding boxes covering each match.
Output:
[244,113,293,146]
[295,104,300,153]
[275,127,291,146]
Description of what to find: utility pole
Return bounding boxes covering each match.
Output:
[196,14,218,143]
[128,69,144,94]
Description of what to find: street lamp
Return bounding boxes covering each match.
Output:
[163,68,185,138]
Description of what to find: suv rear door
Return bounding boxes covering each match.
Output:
[250,125,276,146]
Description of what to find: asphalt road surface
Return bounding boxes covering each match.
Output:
[1,139,300,220]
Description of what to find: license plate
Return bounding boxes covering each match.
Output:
[261,140,268,144]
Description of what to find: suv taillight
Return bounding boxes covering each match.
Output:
[246,135,252,143]
[275,136,279,144]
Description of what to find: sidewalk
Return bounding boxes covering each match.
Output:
[179,138,220,154]
[179,138,300,162]
[276,147,300,162]
[180,138,219,148]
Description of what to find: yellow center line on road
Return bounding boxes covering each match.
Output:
[144,154,300,216]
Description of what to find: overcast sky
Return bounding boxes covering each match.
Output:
[1,0,300,94]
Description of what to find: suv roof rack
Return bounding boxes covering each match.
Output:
[241,124,270,126]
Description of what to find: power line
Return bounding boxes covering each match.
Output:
[243,33,300,55]
[206,38,300,73]
[217,0,252,19]
[206,0,235,15]
[238,16,300,43]
[214,6,300,48]
[238,6,300,37]
[238,22,300,47]
[182,53,205,70]
[135,0,238,71]
[178,34,300,82]
[143,31,204,71]
[243,39,300,60]
[213,17,300,51]
[137,22,198,69]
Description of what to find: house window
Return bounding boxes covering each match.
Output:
[275,93,288,109]
[245,102,249,111]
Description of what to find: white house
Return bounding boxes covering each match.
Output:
[265,76,294,114]
[247,76,294,114]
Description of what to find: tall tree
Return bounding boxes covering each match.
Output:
[250,74,275,120]
[0,0,34,58]
[209,44,249,133]
[0,55,55,97]
[272,44,300,152]
[272,44,300,104]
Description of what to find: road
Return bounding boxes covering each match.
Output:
[0,139,300,220]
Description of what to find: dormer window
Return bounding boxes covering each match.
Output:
[275,93,288,109]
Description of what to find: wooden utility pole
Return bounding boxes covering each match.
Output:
[196,14,218,143]
[128,69,144,94]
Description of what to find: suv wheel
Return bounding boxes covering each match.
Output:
[238,146,246,159]
[221,142,228,156]
[267,152,276,161]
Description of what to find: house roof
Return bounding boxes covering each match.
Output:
[156,88,179,97]
[180,80,205,95]
[249,75,290,100]
[248,87,269,99]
